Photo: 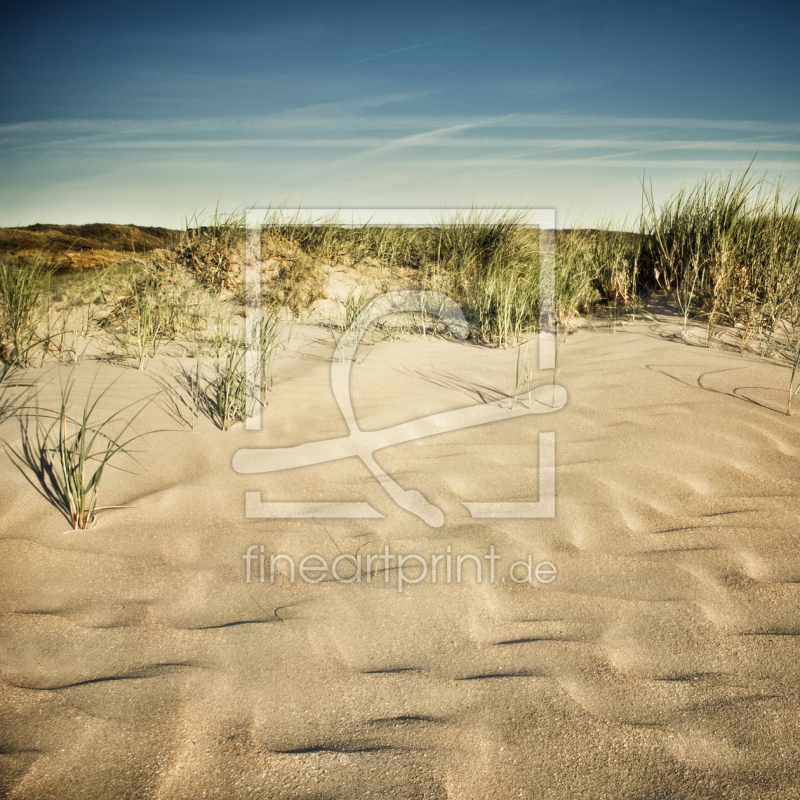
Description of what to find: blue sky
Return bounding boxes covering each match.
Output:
[2,0,799,228]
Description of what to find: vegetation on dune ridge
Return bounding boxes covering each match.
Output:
[641,171,800,352]
[176,210,245,293]
[0,166,798,417]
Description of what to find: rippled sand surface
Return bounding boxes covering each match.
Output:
[2,313,799,799]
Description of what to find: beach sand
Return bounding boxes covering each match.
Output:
[1,307,799,799]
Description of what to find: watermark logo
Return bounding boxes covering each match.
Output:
[232,209,566,527]
[242,544,558,592]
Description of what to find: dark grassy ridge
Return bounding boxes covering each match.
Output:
[0,223,181,272]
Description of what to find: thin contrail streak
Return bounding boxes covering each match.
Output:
[341,27,495,67]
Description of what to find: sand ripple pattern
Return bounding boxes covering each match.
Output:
[1,321,799,798]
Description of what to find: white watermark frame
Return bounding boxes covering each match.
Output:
[234,208,563,525]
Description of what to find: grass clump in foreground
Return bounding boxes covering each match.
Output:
[216,335,247,431]
[37,369,160,529]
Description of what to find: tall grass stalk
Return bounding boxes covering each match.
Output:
[208,310,232,358]
[511,341,533,409]
[217,337,247,431]
[338,284,371,332]
[191,356,203,428]
[130,293,166,369]
[253,307,285,401]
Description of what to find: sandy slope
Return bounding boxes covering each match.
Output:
[1,309,799,799]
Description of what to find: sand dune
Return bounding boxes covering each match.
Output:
[1,308,799,799]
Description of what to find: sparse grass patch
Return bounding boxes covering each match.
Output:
[0,254,54,366]
[205,307,235,358]
[251,306,286,401]
[102,255,203,368]
[337,282,372,332]
[128,290,167,370]
[37,369,160,529]
[210,307,286,430]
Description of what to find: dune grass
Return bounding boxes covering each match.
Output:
[3,173,797,361]
[510,341,534,409]
[252,306,285,399]
[0,361,19,424]
[258,209,622,344]
[337,283,372,332]
[2,169,799,422]
[206,308,234,358]
[641,169,800,346]
[128,291,166,370]
[189,356,203,428]
[179,208,244,293]
[636,169,800,403]
[421,210,542,346]
[213,307,286,431]
[259,219,330,315]
[102,256,202,368]
[38,369,160,529]
[256,172,799,352]
[0,255,55,366]
[216,331,247,431]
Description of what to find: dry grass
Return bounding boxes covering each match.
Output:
[177,210,245,293]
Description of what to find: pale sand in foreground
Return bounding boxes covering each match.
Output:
[1,309,799,799]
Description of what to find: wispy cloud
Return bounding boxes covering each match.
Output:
[5,110,800,178]
[340,27,496,67]
[4,110,799,140]
[3,108,799,227]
